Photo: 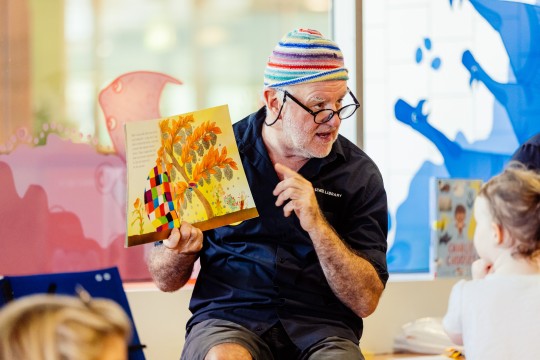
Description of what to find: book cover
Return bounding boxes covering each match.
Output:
[125,104,258,247]
[430,178,482,277]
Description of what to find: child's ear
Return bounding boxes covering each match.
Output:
[491,223,505,246]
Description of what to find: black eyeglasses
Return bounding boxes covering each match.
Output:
[284,88,360,124]
[264,88,361,127]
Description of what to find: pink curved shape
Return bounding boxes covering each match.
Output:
[98,71,182,161]
[0,160,149,279]
[0,70,184,281]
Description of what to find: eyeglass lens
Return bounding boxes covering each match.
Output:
[314,104,357,124]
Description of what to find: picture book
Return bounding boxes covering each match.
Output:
[430,178,482,277]
[125,104,258,247]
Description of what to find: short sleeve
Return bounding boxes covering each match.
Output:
[442,279,466,336]
[345,166,389,285]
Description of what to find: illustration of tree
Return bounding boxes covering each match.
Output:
[156,114,238,219]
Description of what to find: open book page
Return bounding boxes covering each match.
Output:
[125,104,258,247]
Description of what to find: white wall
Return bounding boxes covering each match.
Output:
[126,285,193,360]
[126,278,459,359]
[361,277,459,354]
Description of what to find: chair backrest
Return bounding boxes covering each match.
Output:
[0,266,146,360]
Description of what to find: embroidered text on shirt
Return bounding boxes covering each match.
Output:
[314,188,343,198]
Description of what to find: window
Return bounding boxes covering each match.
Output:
[1,0,332,281]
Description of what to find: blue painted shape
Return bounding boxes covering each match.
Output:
[463,1,540,144]
[387,161,448,272]
[394,99,512,181]
[388,1,540,274]
[391,98,512,273]
[431,57,441,70]
[415,47,423,63]
[424,37,432,50]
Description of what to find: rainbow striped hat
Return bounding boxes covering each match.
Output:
[264,28,349,88]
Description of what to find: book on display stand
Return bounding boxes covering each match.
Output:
[430,177,482,278]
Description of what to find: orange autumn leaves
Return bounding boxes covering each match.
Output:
[191,147,238,184]
[180,120,221,164]
[156,113,238,217]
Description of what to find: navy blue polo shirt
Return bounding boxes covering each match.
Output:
[187,107,388,350]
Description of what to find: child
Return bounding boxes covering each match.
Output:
[443,163,540,359]
[0,292,132,360]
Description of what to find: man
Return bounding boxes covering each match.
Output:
[147,28,389,360]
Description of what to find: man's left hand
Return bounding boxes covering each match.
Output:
[273,163,324,233]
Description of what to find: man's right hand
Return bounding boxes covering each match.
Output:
[163,221,203,255]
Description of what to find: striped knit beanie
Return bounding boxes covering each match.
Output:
[264,28,349,88]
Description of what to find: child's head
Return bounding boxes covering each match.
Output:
[0,293,132,360]
[474,163,540,261]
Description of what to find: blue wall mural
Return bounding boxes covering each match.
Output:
[364,0,540,274]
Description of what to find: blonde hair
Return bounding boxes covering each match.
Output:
[0,293,132,360]
[480,162,540,258]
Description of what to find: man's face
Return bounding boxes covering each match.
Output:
[279,80,348,159]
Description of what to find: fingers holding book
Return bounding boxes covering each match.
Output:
[163,222,203,255]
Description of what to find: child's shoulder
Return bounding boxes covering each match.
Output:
[463,274,540,291]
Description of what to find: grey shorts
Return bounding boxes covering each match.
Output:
[180,318,364,360]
